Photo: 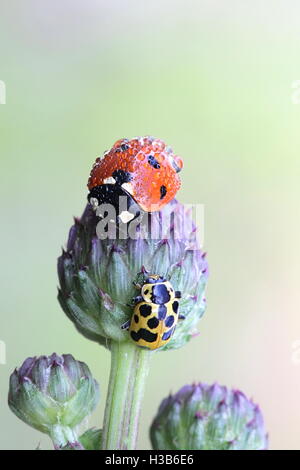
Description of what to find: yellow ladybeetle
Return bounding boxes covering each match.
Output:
[122,275,184,350]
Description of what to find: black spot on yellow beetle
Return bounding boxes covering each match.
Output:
[162,326,175,341]
[147,317,159,329]
[172,301,179,314]
[158,304,167,320]
[165,315,175,327]
[131,329,158,343]
[139,304,152,317]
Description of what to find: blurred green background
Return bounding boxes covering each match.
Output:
[1,0,300,450]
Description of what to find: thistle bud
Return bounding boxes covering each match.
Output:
[57,200,208,350]
[150,383,268,450]
[8,354,99,448]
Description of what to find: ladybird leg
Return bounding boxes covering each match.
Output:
[178,314,186,320]
[121,320,131,330]
[126,295,143,308]
[133,281,142,290]
[175,291,182,299]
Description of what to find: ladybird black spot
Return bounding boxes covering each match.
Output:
[140,328,158,343]
[144,289,149,295]
[148,155,160,169]
[160,185,167,200]
[130,331,139,342]
[152,284,171,304]
[112,170,133,185]
[139,304,152,317]
[158,304,167,320]
[165,315,175,327]
[134,314,139,323]
[162,326,175,341]
[121,144,129,151]
[131,329,158,343]
[172,301,179,314]
[147,317,159,329]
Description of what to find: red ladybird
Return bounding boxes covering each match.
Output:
[87,136,183,213]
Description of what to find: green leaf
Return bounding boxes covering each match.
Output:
[79,428,102,450]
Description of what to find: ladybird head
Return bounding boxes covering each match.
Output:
[145,274,165,283]
[87,181,142,228]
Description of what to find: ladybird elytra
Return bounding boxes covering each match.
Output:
[87,136,183,213]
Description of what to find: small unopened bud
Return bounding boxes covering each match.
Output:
[150,383,268,450]
[8,354,99,448]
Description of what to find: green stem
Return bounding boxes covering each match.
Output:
[101,341,152,450]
